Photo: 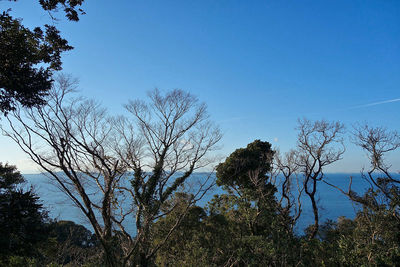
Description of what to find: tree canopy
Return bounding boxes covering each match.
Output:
[0,0,85,114]
[0,163,49,263]
[0,12,72,113]
[216,139,274,194]
[2,77,221,266]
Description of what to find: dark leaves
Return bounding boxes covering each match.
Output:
[0,12,73,114]
[39,0,85,21]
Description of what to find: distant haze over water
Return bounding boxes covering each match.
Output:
[25,172,385,235]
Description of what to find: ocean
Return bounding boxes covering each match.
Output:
[24,172,378,235]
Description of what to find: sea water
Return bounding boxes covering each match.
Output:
[24,172,379,235]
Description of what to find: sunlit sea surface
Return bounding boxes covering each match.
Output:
[25,172,382,235]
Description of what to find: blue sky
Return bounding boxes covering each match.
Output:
[1,0,399,173]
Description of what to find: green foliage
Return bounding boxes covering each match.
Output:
[152,193,209,266]
[0,11,73,113]
[152,191,300,266]
[42,221,102,266]
[0,162,24,190]
[49,220,97,248]
[152,140,300,266]
[0,163,49,265]
[2,139,399,265]
[1,0,86,114]
[38,0,86,22]
[3,255,38,267]
[216,139,274,196]
[151,139,400,266]
[302,184,400,266]
[0,163,102,266]
[0,189,48,255]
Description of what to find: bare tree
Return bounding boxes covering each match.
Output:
[351,124,400,218]
[353,124,400,176]
[326,125,400,210]
[295,118,345,239]
[115,88,221,265]
[1,76,221,266]
[1,76,123,265]
[274,149,303,231]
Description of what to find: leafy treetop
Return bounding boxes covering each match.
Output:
[0,162,24,191]
[1,0,85,114]
[0,12,73,114]
[216,140,274,193]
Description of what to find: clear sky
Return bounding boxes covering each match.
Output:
[1,0,399,173]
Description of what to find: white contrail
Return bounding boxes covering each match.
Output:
[349,98,400,109]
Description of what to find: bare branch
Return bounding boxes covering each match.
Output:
[295,118,345,239]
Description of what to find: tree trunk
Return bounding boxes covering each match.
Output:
[309,192,319,239]
[306,178,319,239]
